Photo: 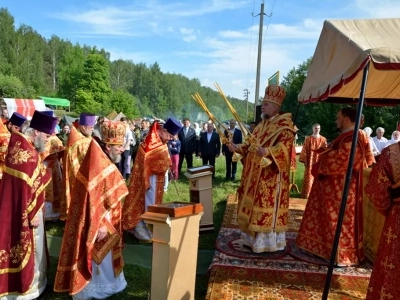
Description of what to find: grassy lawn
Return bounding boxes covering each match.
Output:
[43,155,305,299]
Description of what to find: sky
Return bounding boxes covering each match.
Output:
[2,0,400,102]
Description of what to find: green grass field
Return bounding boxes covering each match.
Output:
[43,155,305,299]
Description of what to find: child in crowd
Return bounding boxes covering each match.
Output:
[168,134,181,180]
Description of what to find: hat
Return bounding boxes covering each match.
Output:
[41,110,54,117]
[79,113,96,126]
[163,117,182,136]
[30,110,58,134]
[101,121,125,145]
[262,85,286,107]
[9,112,27,127]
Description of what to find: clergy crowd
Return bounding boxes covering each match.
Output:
[0,82,399,299]
[0,109,182,300]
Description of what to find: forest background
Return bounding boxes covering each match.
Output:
[1,7,399,142]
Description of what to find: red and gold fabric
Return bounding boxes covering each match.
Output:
[0,120,10,181]
[54,139,128,295]
[235,113,296,235]
[40,135,64,215]
[365,142,400,300]
[60,126,91,220]
[0,131,50,296]
[296,129,373,266]
[298,135,327,198]
[122,121,171,230]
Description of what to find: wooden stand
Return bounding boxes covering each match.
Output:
[185,165,214,233]
[289,169,299,193]
[142,202,203,300]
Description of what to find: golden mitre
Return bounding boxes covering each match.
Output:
[262,85,286,107]
[101,120,125,145]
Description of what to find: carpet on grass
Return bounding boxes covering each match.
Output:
[206,195,371,300]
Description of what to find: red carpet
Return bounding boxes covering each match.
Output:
[206,195,371,300]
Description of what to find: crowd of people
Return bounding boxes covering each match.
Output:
[0,83,399,299]
[0,104,251,299]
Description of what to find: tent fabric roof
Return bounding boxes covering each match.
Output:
[3,98,47,119]
[39,96,70,107]
[298,18,400,106]
[112,112,126,121]
[106,111,118,120]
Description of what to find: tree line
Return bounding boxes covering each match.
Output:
[1,7,398,139]
[0,8,254,122]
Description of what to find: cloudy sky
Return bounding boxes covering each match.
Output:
[3,0,400,102]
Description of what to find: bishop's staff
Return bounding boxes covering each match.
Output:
[191,92,232,145]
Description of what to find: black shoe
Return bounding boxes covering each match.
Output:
[231,177,236,182]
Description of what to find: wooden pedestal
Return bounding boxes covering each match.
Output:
[185,166,214,233]
[142,202,203,300]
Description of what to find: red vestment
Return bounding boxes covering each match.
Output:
[60,126,92,220]
[40,135,64,218]
[236,113,296,236]
[54,139,128,295]
[0,132,50,296]
[365,142,400,300]
[298,135,327,198]
[296,129,374,265]
[122,122,170,230]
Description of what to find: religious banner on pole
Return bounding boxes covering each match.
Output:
[267,71,280,86]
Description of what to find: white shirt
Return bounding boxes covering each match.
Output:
[207,132,212,142]
[124,127,134,151]
[372,136,388,153]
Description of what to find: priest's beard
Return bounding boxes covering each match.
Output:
[34,135,46,153]
[109,152,122,163]
[262,113,270,120]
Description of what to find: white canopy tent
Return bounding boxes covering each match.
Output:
[298,18,400,106]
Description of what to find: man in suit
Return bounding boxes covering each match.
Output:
[198,122,221,178]
[178,117,196,175]
[222,119,242,181]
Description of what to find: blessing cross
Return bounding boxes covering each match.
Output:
[384,226,397,245]
[380,256,395,271]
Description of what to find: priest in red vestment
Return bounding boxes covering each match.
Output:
[299,123,327,198]
[228,85,296,253]
[6,112,27,133]
[0,110,58,299]
[122,118,182,241]
[365,141,400,299]
[296,107,374,266]
[60,112,96,220]
[54,121,128,299]
[39,111,65,221]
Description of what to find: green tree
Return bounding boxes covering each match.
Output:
[0,8,15,75]
[75,53,112,115]
[0,73,30,97]
[109,89,139,119]
[110,59,135,91]
[43,35,68,94]
[75,89,102,114]
[58,43,85,109]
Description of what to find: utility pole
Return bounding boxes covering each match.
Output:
[244,89,250,123]
[253,1,271,118]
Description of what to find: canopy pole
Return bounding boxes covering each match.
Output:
[322,60,370,300]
